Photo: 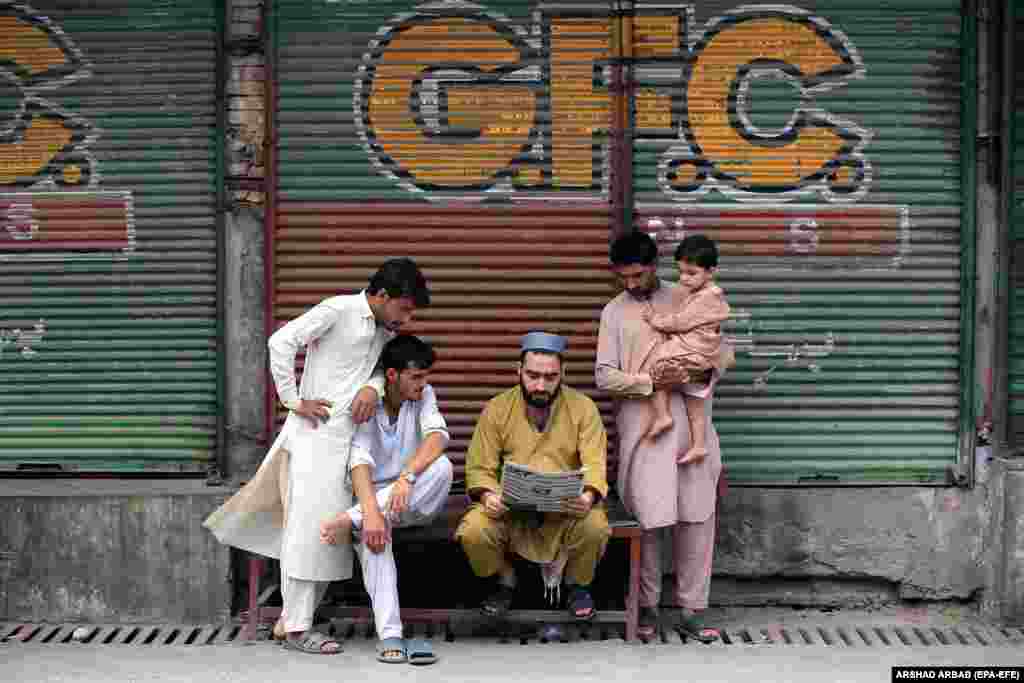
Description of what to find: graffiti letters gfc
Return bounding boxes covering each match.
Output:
[355,2,873,204]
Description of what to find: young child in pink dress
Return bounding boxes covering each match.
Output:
[642,234,730,463]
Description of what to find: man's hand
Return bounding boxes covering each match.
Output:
[651,363,713,391]
[387,478,412,519]
[293,399,333,429]
[481,491,507,520]
[362,507,390,554]
[350,386,379,425]
[563,490,595,518]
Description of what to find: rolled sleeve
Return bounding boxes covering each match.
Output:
[418,385,450,446]
[348,422,377,472]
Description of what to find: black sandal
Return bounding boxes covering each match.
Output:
[567,586,596,622]
[481,584,515,618]
[637,606,659,640]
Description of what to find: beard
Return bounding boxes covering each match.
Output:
[520,379,561,409]
[627,287,653,301]
[626,277,658,301]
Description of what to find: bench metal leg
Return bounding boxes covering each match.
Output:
[244,555,263,641]
[625,535,640,642]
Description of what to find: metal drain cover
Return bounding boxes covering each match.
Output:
[3,620,1023,648]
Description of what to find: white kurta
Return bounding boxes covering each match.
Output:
[348,383,450,486]
[204,291,391,582]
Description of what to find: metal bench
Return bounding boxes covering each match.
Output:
[241,493,641,641]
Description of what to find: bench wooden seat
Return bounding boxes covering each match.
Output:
[241,494,641,641]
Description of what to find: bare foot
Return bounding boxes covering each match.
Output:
[319,513,353,545]
[677,447,707,465]
[646,415,674,440]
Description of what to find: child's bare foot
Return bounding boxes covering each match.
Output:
[319,513,353,545]
[647,415,674,440]
[677,447,707,465]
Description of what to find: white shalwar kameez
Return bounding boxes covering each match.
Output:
[345,383,452,640]
[204,291,391,633]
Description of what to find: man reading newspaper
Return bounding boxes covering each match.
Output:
[456,332,611,621]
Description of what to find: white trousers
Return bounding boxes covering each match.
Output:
[350,456,453,640]
[280,574,329,633]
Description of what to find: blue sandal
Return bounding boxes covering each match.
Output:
[406,638,438,666]
[376,637,406,664]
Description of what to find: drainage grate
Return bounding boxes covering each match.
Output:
[2,620,1023,648]
[0,623,241,647]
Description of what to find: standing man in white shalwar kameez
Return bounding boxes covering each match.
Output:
[204,257,430,655]
[319,334,452,665]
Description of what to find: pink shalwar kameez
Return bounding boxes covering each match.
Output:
[596,281,723,609]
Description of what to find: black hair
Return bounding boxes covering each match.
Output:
[609,231,658,266]
[367,257,430,307]
[674,234,718,269]
[380,334,436,373]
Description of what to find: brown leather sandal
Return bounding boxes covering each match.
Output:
[282,630,342,654]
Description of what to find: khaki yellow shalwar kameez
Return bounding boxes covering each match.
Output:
[456,386,611,586]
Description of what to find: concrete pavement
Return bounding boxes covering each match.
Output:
[4,636,1024,683]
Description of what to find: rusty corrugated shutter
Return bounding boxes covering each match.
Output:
[0,1,219,472]
[272,1,620,487]
[630,2,971,483]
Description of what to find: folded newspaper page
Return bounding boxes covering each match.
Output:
[500,462,584,512]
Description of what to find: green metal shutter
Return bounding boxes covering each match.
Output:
[0,1,220,472]
[630,1,972,483]
[1009,0,1024,444]
[271,1,621,484]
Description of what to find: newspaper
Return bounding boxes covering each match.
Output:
[500,462,584,512]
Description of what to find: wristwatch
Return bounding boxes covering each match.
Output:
[401,470,416,485]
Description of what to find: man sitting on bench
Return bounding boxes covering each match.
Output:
[456,331,611,622]
[320,334,452,665]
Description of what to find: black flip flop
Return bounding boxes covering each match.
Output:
[481,585,515,618]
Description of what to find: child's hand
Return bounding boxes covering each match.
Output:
[644,309,667,331]
[641,304,655,324]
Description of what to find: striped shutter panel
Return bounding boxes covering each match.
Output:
[1009,0,1024,444]
[630,2,971,483]
[272,1,622,487]
[0,1,220,472]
